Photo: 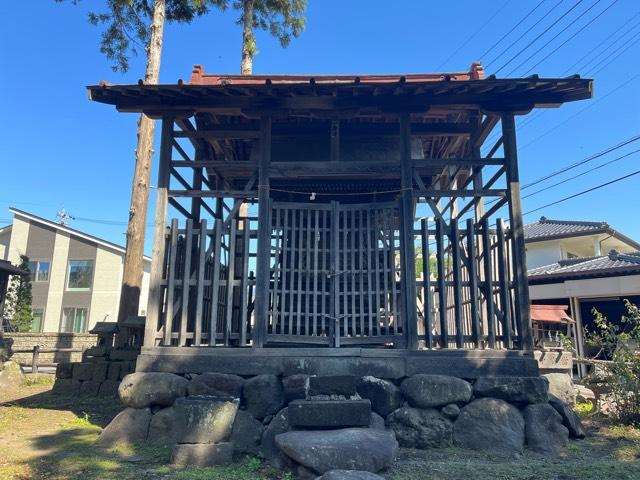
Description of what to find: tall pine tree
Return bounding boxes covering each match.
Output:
[238,0,306,74]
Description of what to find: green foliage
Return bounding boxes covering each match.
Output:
[236,0,306,50]
[585,300,640,425]
[3,255,33,332]
[57,0,228,73]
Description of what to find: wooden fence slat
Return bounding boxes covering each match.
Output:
[224,217,238,346]
[296,209,304,335]
[272,207,281,334]
[467,218,481,348]
[312,209,320,335]
[305,208,312,336]
[366,210,374,337]
[374,209,381,336]
[481,218,496,348]
[381,210,390,335]
[209,215,223,346]
[194,219,207,346]
[288,209,296,335]
[240,215,251,346]
[164,219,179,346]
[435,218,448,348]
[451,221,464,348]
[496,218,513,349]
[179,219,193,346]
[420,219,433,348]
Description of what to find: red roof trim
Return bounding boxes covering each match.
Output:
[190,62,485,86]
[531,304,574,324]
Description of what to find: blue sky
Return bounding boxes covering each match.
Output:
[1,0,639,254]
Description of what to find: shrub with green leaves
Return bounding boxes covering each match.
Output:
[586,300,640,425]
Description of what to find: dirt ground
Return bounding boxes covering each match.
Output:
[0,376,639,480]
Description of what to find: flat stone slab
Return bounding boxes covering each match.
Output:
[276,428,397,474]
[474,376,548,404]
[288,399,371,428]
[309,375,357,396]
[171,442,233,467]
[174,396,239,444]
[401,374,472,408]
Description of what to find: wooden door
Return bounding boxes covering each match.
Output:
[266,201,402,346]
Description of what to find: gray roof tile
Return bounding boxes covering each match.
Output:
[528,250,640,281]
[524,216,608,241]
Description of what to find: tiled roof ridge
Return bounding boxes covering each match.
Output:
[538,216,607,227]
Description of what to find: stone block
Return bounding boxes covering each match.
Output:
[55,362,74,379]
[288,399,371,428]
[187,372,244,398]
[261,407,293,470]
[107,363,122,381]
[73,362,94,381]
[174,396,239,444]
[148,405,185,447]
[386,407,452,448]
[109,349,140,361]
[171,443,233,467]
[474,376,548,404]
[80,380,101,396]
[524,403,569,454]
[275,428,397,474]
[230,409,264,455]
[98,407,151,448]
[356,376,402,416]
[92,363,109,382]
[98,380,121,398]
[401,374,472,408]
[52,378,81,396]
[549,395,586,439]
[283,374,309,401]
[119,372,188,408]
[243,374,285,420]
[309,375,357,396]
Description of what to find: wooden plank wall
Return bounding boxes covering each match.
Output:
[415,218,520,349]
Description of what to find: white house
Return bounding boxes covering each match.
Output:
[0,208,151,333]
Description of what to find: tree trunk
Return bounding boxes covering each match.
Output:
[240,0,254,75]
[117,0,166,345]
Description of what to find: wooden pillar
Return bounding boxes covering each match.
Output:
[400,114,418,350]
[144,114,174,347]
[501,113,534,352]
[253,116,272,348]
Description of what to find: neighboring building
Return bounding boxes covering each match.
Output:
[524,217,640,376]
[524,216,640,270]
[0,208,151,333]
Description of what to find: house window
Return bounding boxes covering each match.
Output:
[60,307,88,333]
[66,260,94,290]
[28,261,50,282]
[31,308,44,332]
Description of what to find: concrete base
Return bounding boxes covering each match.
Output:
[136,348,539,379]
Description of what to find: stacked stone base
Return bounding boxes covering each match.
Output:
[98,371,586,477]
[52,357,136,398]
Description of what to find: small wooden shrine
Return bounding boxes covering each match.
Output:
[88,63,592,377]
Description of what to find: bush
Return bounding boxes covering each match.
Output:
[585,300,640,425]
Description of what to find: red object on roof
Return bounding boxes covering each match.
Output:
[190,62,486,86]
[530,304,574,324]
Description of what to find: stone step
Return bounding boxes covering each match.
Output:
[288,399,371,428]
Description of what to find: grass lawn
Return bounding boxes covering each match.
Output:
[0,376,639,480]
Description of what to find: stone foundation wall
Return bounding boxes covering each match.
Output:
[97,371,586,476]
[5,332,96,365]
[52,359,136,398]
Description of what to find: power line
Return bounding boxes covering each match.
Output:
[521,147,640,199]
[585,29,640,76]
[437,0,512,69]
[521,0,619,76]
[494,0,586,75]
[486,0,567,68]
[524,168,640,215]
[561,11,640,75]
[478,0,548,62]
[522,134,640,190]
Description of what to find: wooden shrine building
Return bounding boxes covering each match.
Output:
[88,63,593,378]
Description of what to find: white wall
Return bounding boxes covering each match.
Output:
[6,217,30,264]
[43,232,70,332]
[526,241,562,270]
[0,228,10,260]
[530,274,640,300]
[88,247,125,329]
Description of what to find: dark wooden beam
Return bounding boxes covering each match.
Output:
[254,116,272,348]
[502,113,533,353]
[144,114,174,347]
[400,114,418,350]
